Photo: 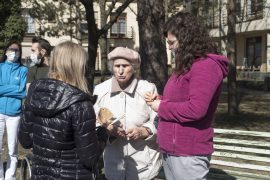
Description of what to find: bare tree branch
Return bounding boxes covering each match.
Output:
[98,0,134,36]
[106,0,117,17]
[127,5,136,16]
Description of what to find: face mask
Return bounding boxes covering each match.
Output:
[30,53,42,65]
[6,52,19,63]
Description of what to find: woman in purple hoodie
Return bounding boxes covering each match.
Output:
[145,12,229,180]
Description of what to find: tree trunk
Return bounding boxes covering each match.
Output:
[99,37,108,80]
[75,0,82,45]
[190,1,200,16]
[137,0,168,94]
[99,0,109,82]
[80,0,133,93]
[227,0,238,115]
[80,0,98,94]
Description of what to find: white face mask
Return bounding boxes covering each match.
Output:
[30,53,41,65]
[6,52,19,63]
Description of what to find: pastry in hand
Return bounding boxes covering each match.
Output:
[97,108,114,126]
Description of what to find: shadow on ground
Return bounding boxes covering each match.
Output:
[207,168,237,180]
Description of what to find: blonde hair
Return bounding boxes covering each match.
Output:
[49,41,89,94]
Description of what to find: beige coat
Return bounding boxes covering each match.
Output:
[94,77,162,180]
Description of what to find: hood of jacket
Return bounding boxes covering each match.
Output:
[207,53,229,78]
[25,79,96,117]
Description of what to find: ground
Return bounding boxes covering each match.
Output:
[214,85,270,131]
[2,82,270,179]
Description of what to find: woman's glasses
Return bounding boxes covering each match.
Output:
[7,48,20,52]
[167,40,177,46]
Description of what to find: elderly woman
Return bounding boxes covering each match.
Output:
[93,47,162,180]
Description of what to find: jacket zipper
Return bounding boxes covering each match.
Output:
[124,93,128,152]
[173,123,176,152]
[123,92,129,178]
[4,64,13,114]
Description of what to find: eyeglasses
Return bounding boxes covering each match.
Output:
[7,48,20,52]
[167,40,178,46]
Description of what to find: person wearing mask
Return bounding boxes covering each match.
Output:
[19,41,107,180]
[145,12,229,180]
[0,39,28,180]
[94,47,162,180]
[27,36,52,88]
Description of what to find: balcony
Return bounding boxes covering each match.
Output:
[206,1,265,29]
[108,26,134,39]
[233,1,264,23]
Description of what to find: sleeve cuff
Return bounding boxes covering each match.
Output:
[143,122,157,141]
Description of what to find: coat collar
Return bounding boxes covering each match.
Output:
[4,60,20,67]
[111,76,138,95]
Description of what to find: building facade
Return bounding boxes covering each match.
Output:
[203,0,270,72]
[20,1,146,69]
[21,1,270,72]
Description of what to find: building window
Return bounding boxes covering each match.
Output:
[198,0,219,28]
[236,0,242,21]
[251,0,263,14]
[80,22,88,34]
[22,10,35,34]
[110,13,127,38]
[247,0,264,19]
[80,11,98,35]
[246,37,262,70]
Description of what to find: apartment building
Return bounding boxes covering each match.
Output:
[20,1,144,70]
[21,1,270,72]
[21,0,176,70]
[203,0,270,72]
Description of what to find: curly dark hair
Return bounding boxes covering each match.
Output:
[164,12,218,74]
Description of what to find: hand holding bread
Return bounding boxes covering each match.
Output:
[97,108,114,126]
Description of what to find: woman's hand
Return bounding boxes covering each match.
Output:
[144,92,160,106]
[144,92,161,112]
[149,100,161,112]
[144,92,160,102]
[106,124,126,138]
[126,127,149,140]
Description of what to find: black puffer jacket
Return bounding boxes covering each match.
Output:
[19,79,104,180]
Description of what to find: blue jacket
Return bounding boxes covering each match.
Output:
[0,60,28,116]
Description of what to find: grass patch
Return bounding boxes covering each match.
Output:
[214,83,270,131]
[237,80,266,91]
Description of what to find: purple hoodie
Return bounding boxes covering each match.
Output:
[157,54,229,156]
